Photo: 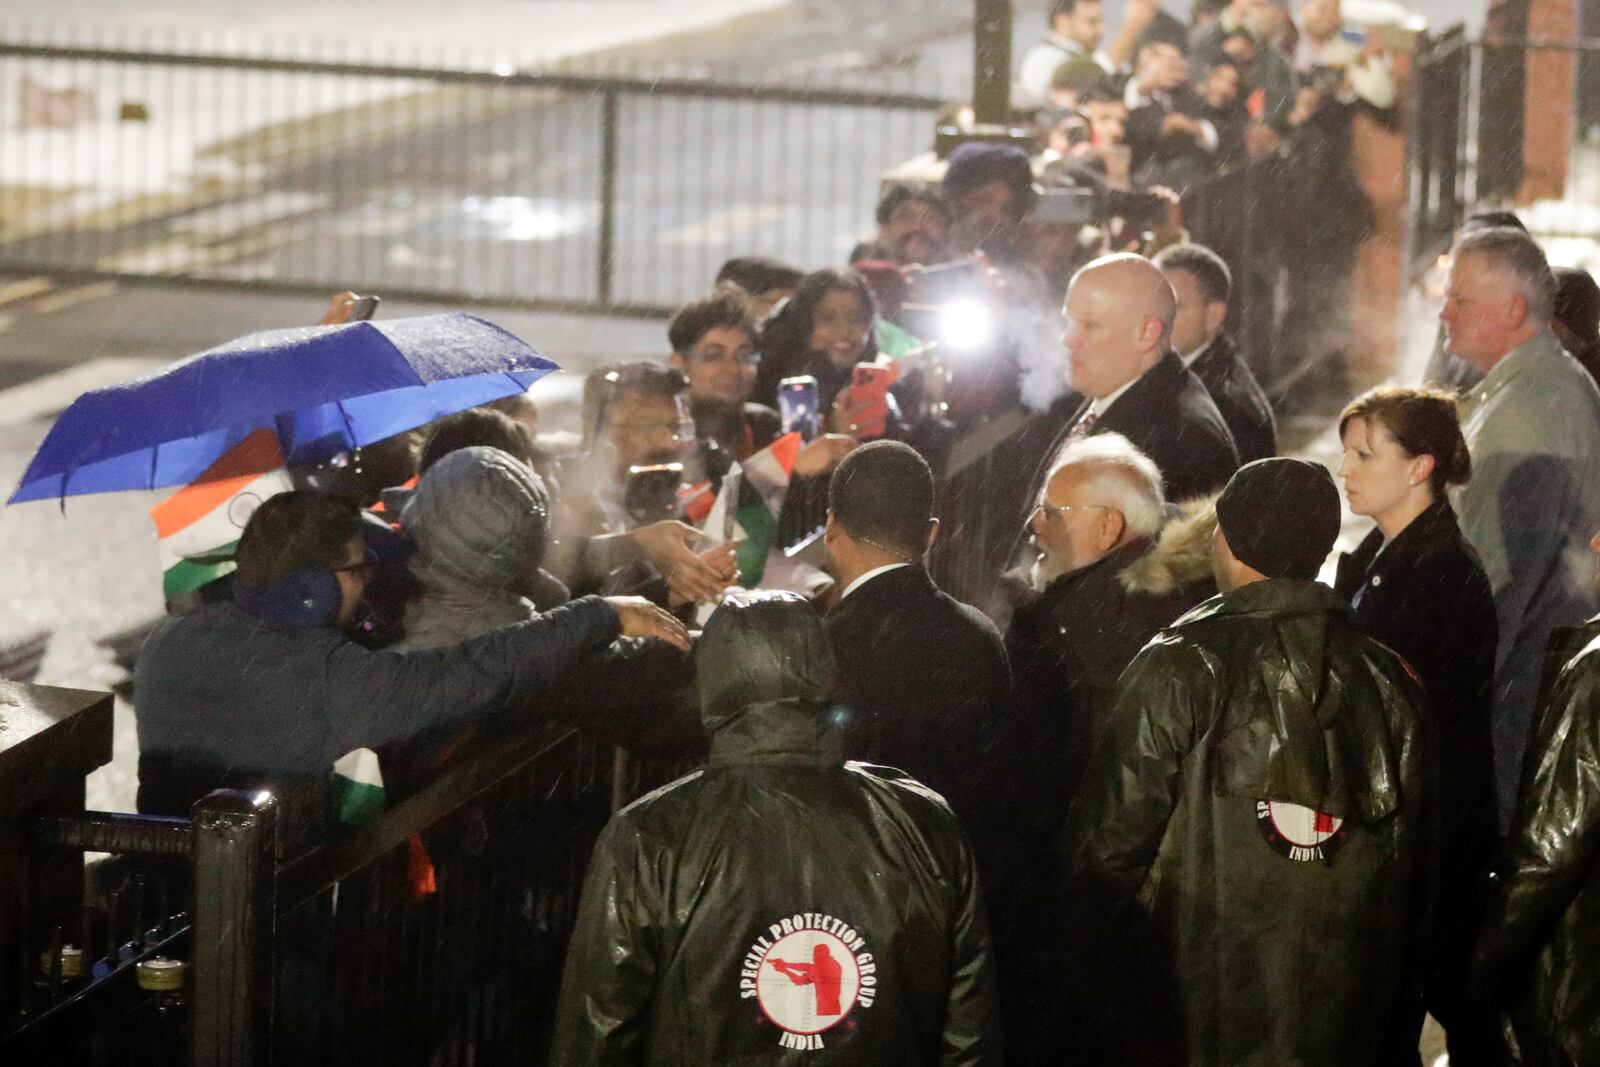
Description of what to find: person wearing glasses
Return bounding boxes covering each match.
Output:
[1005,432,1215,824]
[995,432,1215,1052]
[667,291,781,466]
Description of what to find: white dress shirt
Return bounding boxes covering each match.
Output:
[839,562,910,602]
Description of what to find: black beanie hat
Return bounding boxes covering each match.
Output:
[942,142,1037,214]
[1215,458,1341,581]
[1553,266,1600,344]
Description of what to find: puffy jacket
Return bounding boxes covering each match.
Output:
[397,446,554,651]
[1059,579,1433,1066]
[395,444,698,755]
[1472,618,1600,1066]
[551,592,1001,1066]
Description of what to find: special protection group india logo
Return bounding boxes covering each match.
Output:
[1255,799,1349,863]
[741,913,877,1051]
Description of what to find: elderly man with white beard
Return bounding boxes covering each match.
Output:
[1004,432,1217,819]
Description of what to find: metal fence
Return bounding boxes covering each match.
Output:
[4,712,700,1066]
[1406,32,1600,279]
[0,37,948,316]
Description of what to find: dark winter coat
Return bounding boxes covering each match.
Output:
[826,565,1011,832]
[1471,617,1600,1067]
[1058,579,1433,1066]
[1187,333,1276,464]
[1335,500,1499,981]
[1006,497,1217,818]
[1065,350,1241,505]
[550,593,1001,1065]
[134,596,620,816]
[996,501,1215,1057]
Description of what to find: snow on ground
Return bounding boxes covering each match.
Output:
[0,1,793,220]
[0,1,794,68]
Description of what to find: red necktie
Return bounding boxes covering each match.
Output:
[1068,409,1099,440]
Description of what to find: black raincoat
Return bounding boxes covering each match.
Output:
[1472,617,1600,1066]
[551,592,1000,1065]
[1056,579,1434,1066]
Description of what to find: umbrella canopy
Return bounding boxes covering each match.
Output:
[9,312,559,504]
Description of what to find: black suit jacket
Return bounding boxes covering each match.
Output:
[1188,333,1276,464]
[1073,350,1240,502]
[826,565,1010,829]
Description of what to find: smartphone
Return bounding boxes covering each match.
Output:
[783,525,829,568]
[849,362,897,440]
[347,294,381,321]
[779,375,820,440]
[623,463,685,522]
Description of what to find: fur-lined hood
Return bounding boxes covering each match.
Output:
[1117,494,1219,597]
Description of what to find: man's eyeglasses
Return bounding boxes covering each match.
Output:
[1032,501,1110,522]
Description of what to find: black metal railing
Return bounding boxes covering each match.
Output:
[3,730,675,1066]
[1,666,700,1067]
[1404,27,1470,279]
[270,721,616,1066]
[1406,32,1600,280]
[0,37,948,317]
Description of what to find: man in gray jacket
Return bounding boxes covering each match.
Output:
[1441,226,1600,823]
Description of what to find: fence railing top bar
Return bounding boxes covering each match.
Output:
[0,40,950,109]
[31,810,194,857]
[275,721,584,915]
[1471,34,1600,52]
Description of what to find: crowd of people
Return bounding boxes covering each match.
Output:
[119,3,1600,1064]
[1003,0,1392,393]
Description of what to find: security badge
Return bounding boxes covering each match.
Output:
[1255,799,1348,863]
[740,913,877,1051]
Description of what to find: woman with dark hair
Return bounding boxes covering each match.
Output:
[1332,385,1501,1062]
[753,267,881,413]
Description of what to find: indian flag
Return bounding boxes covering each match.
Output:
[701,431,800,587]
[875,318,927,361]
[148,429,293,599]
[332,748,387,826]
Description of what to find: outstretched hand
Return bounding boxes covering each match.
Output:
[319,291,361,325]
[667,540,742,608]
[604,596,693,651]
[631,520,738,604]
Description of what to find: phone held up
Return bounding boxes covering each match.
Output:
[779,375,820,440]
[346,294,381,321]
[849,362,897,440]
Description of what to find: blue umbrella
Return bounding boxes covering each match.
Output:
[9,312,559,504]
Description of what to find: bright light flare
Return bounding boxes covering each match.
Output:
[938,299,994,351]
